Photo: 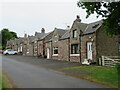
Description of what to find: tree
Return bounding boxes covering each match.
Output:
[1,28,18,50]
[77,1,120,36]
[10,31,18,39]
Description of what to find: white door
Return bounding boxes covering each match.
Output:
[87,42,92,60]
[47,48,50,59]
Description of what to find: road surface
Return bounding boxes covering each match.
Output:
[2,55,108,88]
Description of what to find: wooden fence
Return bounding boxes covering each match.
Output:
[99,56,120,66]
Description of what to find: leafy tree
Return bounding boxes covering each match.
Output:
[10,31,18,39]
[1,28,18,50]
[77,1,120,36]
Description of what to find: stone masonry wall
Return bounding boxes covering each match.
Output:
[58,39,70,61]
[81,33,97,62]
[96,27,119,61]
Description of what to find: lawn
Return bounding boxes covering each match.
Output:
[60,65,119,88]
[0,71,13,89]
[0,45,2,50]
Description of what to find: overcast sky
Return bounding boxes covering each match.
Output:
[0,0,103,37]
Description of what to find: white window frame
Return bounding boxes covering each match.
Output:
[27,48,29,54]
[53,47,58,56]
[70,54,80,56]
[73,30,77,38]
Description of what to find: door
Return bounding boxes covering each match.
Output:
[47,48,50,59]
[87,42,92,60]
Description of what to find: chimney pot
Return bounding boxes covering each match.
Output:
[76,15,81,22]
[77,15,80,19]
[41,28,45,33]
[66,26,70,30]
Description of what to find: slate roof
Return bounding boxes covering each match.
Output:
[37,33,47,39]
[77,23,88,32]
[28,36,34,43]
[60,20,103,39]
[83,20,103,34]
[7,40,14,45]
[55,28,68,36]
[45,28,68,42]
[60,30,70,39]
[40,32,50,40]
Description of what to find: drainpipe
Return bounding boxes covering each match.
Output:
[68,38,70,61]
[79,32,82,63]
[51,41,52,59]
[37,40,38,57]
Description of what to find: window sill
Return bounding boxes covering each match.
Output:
[70,54,80,56]
[52,54,58,56]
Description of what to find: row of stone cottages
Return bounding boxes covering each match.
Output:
[6,16,120,64]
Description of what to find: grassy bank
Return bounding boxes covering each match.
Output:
[0,71,13,89]
[0,45,2,50]
[60,66,119,88]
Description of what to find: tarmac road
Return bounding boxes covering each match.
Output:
[2,55,108,88]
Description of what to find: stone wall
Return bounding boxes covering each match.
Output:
[81,33,97,62]
[58,39,70,61]
[96,27,119,61]
[45,41,52,59]
[38,40,44,56]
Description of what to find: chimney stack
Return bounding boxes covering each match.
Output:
[66,26,70,30]
[24,33,28,38]
[76,15,81,22]
[41,28,45,33]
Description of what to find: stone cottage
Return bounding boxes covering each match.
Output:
[32,28,48,56]
[6,40,14,49]
[45,15,120,64]
[37,30,54,57]
[24,35,34,56]
[45,28,69,60]
[67,16,119,64]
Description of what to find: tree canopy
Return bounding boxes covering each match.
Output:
[1,28,18,50]
[77,1,120,36]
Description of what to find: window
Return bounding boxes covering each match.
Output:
[27,48,29,53]
[73,30,77,38]
[53,35,58,42]
[119,42,120,52]
[71,44,78,54]
[53,47,58,55]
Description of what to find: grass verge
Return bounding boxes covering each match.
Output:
[0,71,13,89]
[59,65,119,88]
[0,45,2,50]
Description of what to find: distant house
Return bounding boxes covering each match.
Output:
[6,37,26,55]
[24,35,34,56]
[6,40,14,50]
[32,28,48,56]
[37,30,54,58]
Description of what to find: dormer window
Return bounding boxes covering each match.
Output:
[73,30,77,38]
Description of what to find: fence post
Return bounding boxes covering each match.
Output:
[99,58,101,66]
[102,56,105,66]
